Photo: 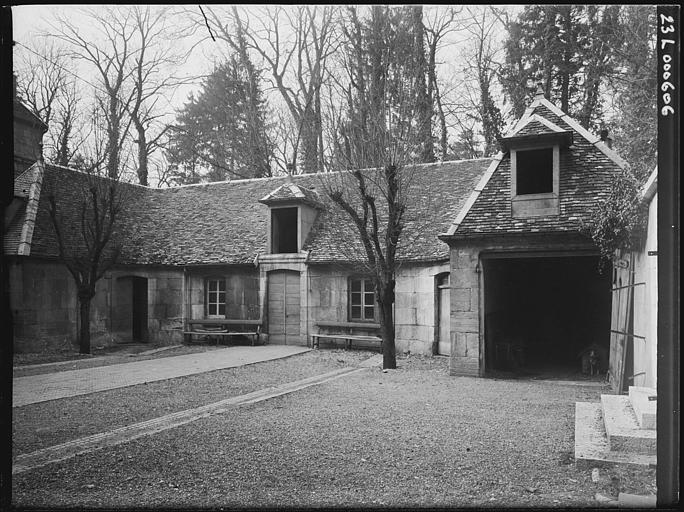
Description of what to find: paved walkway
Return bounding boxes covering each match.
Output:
[13,345,310,407]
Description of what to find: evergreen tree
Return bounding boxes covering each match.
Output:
[167,56,272,183]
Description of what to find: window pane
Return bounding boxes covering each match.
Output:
[208,303,216,315]
[364,279,373,292]
[218,292,226,304]
[351,306,361,319]
[351,292,361,306]
[364,306,375,320]
[218,304,225,316]
[209,280,217,292]
[218,280,226,292]
[517,148,553,194]
[351,280,361,292]
[364,292,375,306]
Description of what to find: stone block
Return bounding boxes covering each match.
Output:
[451,287,471,311]
[451,311,479,332]
[465,332,480,357]
[449,356,479,376]
[395,307,417,326]
[453,332,467,357]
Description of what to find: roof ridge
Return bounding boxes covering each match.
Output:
[164,157,494,190]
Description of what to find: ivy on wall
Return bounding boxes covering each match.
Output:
[581,168,649,267]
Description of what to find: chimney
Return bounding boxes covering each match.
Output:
[599,128,613,149]
[534,82,546,100]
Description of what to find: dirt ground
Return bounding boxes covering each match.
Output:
[12,351,656,508]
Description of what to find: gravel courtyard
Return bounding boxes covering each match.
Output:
[12,351,655,508]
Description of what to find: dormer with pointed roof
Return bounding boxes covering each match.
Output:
[259,181,323,255]
[442,92,627,237]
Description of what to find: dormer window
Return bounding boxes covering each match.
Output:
[509,145,560,218]
[260,182,323,256]
[515,148,553,195]
[271,207,298,254]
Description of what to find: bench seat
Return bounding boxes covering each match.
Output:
[184,319,262,346]
[311,321,382,350]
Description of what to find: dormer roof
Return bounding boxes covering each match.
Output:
[259,182,323,209]
[499,114,573,151]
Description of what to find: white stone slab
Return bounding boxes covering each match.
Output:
[628,386,657,430]
[574,402,656,467]
[601,394,656,455]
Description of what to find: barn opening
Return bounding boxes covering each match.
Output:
[483,255,611,378]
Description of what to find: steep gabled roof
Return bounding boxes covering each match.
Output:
[19,159,491,266]
[444,94,627,239]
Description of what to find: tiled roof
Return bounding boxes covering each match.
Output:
[23,159,490,266]
[450,101,624,237]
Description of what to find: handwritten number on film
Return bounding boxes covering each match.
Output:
[660,14,676,116]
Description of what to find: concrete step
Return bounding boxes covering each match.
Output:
[574,402,656,467]
[601,394,656,455]
[628,386,657,430]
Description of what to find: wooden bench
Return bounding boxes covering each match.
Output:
[183,319,263,346]
[311,321,382,350]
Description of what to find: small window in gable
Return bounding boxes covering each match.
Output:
[515,148,553,195]
[271,207,298,253]
[349,278,375,321]
[206,278,226,318]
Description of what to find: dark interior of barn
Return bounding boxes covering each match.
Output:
[483,255,611,378]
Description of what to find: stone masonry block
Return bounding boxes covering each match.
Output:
[453,332,467,357]
[395,307,417,326]
[451,311,478,332]
[451,287,471,312]
[465,332,480,357]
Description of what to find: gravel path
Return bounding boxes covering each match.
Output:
[12,354,655,508]
[12,349,370,456]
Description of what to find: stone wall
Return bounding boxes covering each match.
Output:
[186,267,260,321]
[447,235,600,376]
[307,262,448,355]
[10,259,185,352]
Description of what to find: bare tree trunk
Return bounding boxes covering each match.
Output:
[135,120,148,185]
[78,295,92,354]
[377,284,397,369]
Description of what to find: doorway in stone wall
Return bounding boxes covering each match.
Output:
[267,270,301,345]
[131,277,148,342]
[436,273,451,355]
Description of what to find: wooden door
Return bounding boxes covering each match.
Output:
[609,254,634,392]
[437,274,451,355]
[268,271,301,345]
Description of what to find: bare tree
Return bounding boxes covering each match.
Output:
[128,6,193,186]
[15,41,87,166]
[424,6,461,160]
[50,7,138,179]
[320,87,431,370]
[203,5,338,174]
[47,152,128,354]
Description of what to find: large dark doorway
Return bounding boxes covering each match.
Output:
[131,276,148,342]
[483,255,611,378]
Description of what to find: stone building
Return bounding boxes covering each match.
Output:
[7,91,643,380]
[440,89,628,376]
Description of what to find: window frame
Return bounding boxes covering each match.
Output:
[348,277,376,322]
[510,144,560,218]
[205,277,227,318]
[270,206,299,254]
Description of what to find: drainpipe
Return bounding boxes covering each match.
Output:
[182,266,187,329]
